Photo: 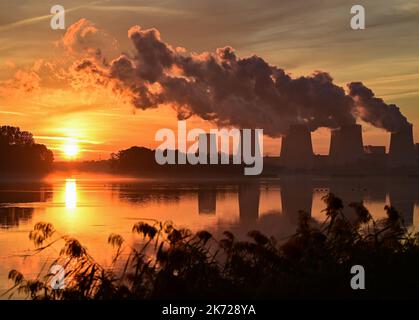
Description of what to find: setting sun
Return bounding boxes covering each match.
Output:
[63,141,79,159]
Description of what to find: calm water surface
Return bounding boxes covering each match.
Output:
[0,171,418,296]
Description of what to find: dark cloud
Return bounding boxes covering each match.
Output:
[75,23,410,136]
[348,82,411,132]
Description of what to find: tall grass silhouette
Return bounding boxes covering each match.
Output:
[5,193,419,299]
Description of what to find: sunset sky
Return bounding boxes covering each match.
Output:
[0,0,418,160]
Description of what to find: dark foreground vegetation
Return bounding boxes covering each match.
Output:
[0,126,53,174]
[6,193,419,299]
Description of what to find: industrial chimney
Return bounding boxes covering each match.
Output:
[388,124,416,168]
[329,124,364,165]
[198,133,218,163]
[280,124,314,168]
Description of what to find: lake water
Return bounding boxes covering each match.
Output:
[0,171,418,297]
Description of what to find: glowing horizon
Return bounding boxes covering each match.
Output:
[1,1,418,161]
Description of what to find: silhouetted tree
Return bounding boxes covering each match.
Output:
[0,126,53,174]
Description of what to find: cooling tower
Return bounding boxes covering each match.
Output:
[388,124,416,168]
[329,124,364,165]
[238,129,262,158]
[280,124,314,168]
[198,133,218,163]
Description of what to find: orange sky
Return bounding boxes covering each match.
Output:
[0,0,418,160]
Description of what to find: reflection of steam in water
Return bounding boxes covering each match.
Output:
[65,179,77,210]
[198,187,216,215]
[238,183,260,223]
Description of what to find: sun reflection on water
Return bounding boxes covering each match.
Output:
[65,179,77,210]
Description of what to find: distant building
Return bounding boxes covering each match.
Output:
[364,145,386,155]
[363,145,387,169]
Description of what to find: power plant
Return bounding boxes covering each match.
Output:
[278,123,418,171]
[194,122,418,173]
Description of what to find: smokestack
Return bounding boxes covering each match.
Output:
[329,124,364,165]
[388,124,416,168]
[280,124,314,168]
[238,129,261,159]
[198,133,218,163]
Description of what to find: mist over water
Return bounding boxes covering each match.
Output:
[0,172,418,296]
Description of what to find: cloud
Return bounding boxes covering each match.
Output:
[0,1,104,32]
[88,4,191,16]
[1,19,411,136]
[348,82,411,132]
[0,20,121,101]
[74,22,409,136]
[59,18,119,62]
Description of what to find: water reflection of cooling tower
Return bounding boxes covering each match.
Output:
[280,124,314,168]
[238,183,260,222]
[388,180,416,226]
[280,179,313,223]
[388,124,416,168]
[362,179,386,203]
[198,188,217,215]
[328,180,365,219]
[329,124,364,165]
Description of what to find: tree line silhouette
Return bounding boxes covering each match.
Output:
[110,146,244,176]
[0,126,53,174]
